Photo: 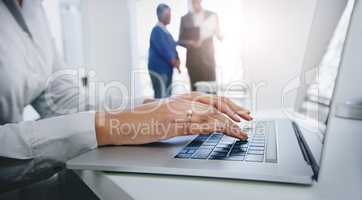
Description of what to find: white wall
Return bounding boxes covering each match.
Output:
[81,0,133,90]
[42,0,63,57]
[43,0,86,66]
[241,0,318,111]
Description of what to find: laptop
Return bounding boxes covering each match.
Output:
[67,1,356,185]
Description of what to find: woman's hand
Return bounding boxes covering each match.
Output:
[95,97,250,146]
[171,59,181,73]
[176,92,253,122]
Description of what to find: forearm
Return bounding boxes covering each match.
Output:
[95,111,139,146]
[178,39,194,49]
[95,110,169,146]
[0,112,97,161]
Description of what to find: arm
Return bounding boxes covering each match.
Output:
[215,14,223,41]
[17,45,144,161]
[200,14,223,42]
[0,46,96,161]
[178,17,199,49]
[8,51,150,161]
[150,28,179,69]
[0,112,97,161]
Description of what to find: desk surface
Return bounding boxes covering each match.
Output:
[77,170,315,200]
[75,110,362,200]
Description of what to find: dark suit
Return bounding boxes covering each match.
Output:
[179,11,217,91]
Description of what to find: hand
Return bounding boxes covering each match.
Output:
[175,92,253,122]
[188,40,202,48]
[171,59,181,73]
[95,98,248,146]
[174,59,181,73]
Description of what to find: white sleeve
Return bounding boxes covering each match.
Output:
[0,6,145,161]
[9,41,99,161]
[0,112,97,162]
[26,46,144,161]
[200,14,218,41]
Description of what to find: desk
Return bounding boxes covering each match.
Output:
[74,110,361,200]
[76,170,315,200]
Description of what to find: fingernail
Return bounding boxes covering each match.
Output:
[240,136,248,141]
[240,131,248,138]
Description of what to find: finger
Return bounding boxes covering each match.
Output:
[225,121,249,140]
[187,119,248,140]
[190,95,239,121]
[223,97,251,113]
[188,122,221,135]
[237,111,253,121]
[208,109,248,140]
[196,96,252,122]
[223,98,253,121]
[212,97,242,122]
[185,107,224,135]
[172,108,210,136]
[174,111,208,124]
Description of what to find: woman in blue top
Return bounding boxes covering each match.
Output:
[148,4,180,99]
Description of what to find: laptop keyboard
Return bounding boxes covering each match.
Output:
[175,121,278,163]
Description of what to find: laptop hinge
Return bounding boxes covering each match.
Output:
[292,121,320,180]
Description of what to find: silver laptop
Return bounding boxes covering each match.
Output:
[67,1,356,185]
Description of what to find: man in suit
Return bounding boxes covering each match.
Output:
[178,0,222,91]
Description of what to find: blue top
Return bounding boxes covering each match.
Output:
[148,25,178,76]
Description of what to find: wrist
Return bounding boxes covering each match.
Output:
[95,112,112,146]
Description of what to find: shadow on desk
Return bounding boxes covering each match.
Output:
[0,157,99,200]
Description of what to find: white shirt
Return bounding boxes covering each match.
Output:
[157,22,170,34]
[0,0,143,161]
[192,10,219,41]
[192,11,205,27]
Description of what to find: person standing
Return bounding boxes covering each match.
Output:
[148,4,180,99]
[178,0,222,91]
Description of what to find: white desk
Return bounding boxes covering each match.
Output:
[77,170,316,200]
[73,110,361,200]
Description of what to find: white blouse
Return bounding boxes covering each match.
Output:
[0,0,143,161]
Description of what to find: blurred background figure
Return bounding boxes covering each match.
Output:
[178,0,222,91]
[148,3,180,99]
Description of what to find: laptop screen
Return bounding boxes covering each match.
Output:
[298,0,355,136]
[292,0,356,178]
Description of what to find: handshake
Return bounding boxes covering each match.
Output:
[171,39,203,74]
